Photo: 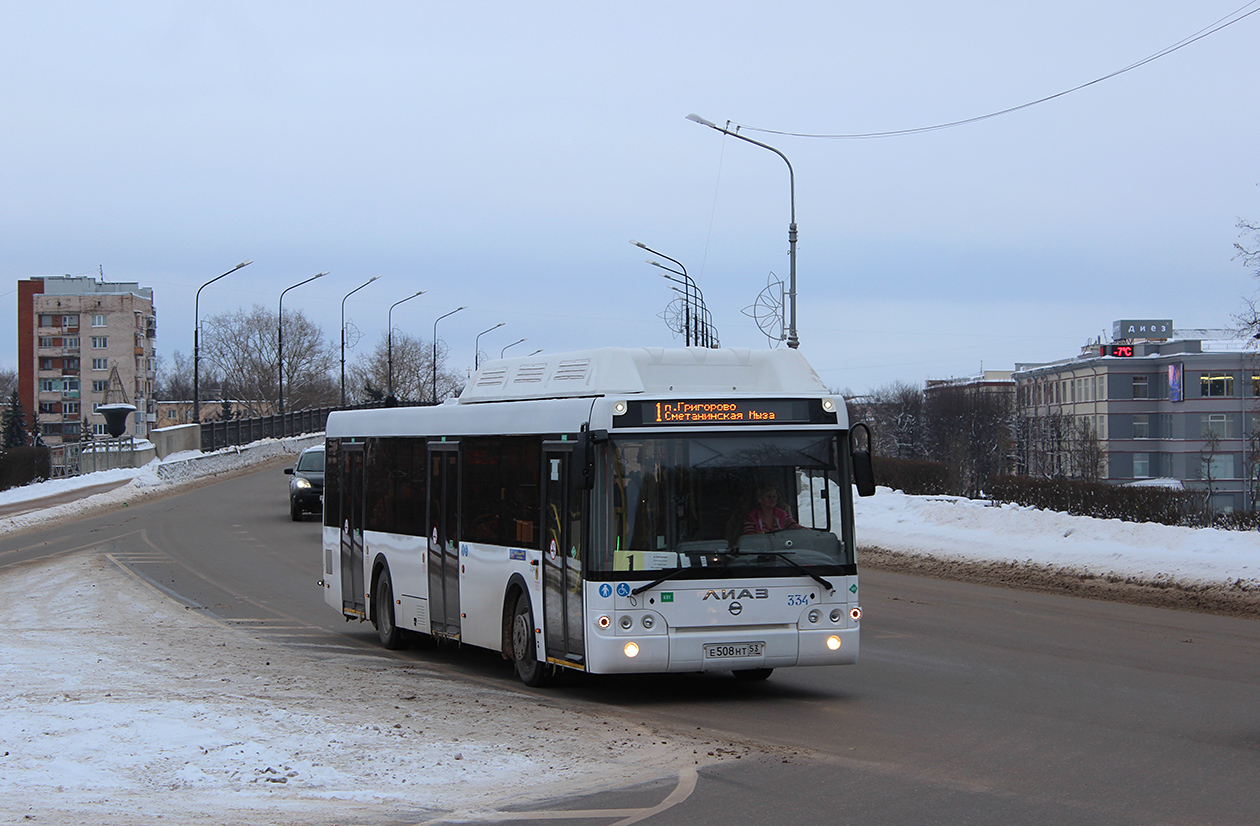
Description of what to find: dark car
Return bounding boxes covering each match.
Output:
[284,445,325,521]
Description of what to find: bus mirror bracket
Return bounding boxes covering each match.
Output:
[850,422,876,498]
[572,428,607,492]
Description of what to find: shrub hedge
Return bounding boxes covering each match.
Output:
[874,456,951,496]
[987,475,1205,528]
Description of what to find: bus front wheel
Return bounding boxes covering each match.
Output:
[510,592,551,687]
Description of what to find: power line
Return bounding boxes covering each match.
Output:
[731,1,1260,140]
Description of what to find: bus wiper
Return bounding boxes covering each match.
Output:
[710,548,833,591]
[630,567,689,596]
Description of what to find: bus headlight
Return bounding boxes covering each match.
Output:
[808,609,821,624]
[624,641,640,658]
[829,608,843,623]
[619,615,633,630]
[826,635,842,650]
[641,615,655,629]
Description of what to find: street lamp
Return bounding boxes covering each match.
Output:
[278,271,328,417]
[500,338,526,358]
[432,306,465,404]
[475,322,505,369]
[687,113,799,349]
[340,276,380,406]
[194,260,252,424]
[388,290,426,397]
[633,241,698,347]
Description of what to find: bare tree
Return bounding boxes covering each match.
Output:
[201,305,336,416]
[1072,417,1106,482]
[348,332,463,405]
[924,385,1012,498]
[863,381,926,459]
[154,350,200,401]
[0,367,16,401]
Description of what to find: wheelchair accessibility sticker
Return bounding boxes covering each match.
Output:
[616,583,631,597]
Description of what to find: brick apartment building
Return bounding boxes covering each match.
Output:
[16,276,157,444]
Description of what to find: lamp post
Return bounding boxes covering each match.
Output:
[387,290,426,398]
[278,271,328,417]
[432,306,465,404]
[340,276,380,407]
[475,322,505,369]
[633,241,697,346]
[687,113,799,349]
[194,260,251,424]
[500,338,526,358]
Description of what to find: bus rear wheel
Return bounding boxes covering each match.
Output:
[510,592,551,687]
[373,569,405,650]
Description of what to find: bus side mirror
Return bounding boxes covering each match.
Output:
[851,423,876,498]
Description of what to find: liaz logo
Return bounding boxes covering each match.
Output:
[702,588,768,601]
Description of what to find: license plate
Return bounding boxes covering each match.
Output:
[704,641,765,659]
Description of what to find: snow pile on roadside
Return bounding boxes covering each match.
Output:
[0,554,747,826]
[854,487,1260,590]
[0,435,321,533]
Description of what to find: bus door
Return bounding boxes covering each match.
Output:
[427,441,461,638]
[339,441,366,618]
[542,444,584,663]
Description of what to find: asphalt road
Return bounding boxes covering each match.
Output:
[3,462,1259,825]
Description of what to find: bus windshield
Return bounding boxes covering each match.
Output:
[601,432,851,576]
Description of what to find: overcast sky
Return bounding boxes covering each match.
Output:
[3,1,1258,394]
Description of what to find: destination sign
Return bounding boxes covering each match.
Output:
[617,399,828,427]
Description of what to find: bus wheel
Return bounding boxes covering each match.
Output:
[373,569,405,650]
[733,668,774,682]
[510,592,551,687]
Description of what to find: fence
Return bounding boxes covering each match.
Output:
[198,399,420,452]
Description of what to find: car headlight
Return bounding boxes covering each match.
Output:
[293,477,312,490]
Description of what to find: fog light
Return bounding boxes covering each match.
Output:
[850,607,862,621]
[642,615,655,629]
[624,641,640,658]
[808,609,821,624]
[830,608,843,623]
[598,615,611,629]
[619,615,633,630]
[826,635,842,650]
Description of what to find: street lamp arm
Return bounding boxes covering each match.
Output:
[194,260,252,424]
[686,116,795,220]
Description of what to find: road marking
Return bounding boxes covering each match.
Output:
[409,766,698,825]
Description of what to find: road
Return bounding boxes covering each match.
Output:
[3,461,1259,825]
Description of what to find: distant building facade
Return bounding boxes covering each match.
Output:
[1014,319,1259,512]
[17,276,157,444]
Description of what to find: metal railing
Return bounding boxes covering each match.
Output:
[198,399,423,452]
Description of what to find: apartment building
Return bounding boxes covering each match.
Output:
[16,276,157,444]
[1014,319,1258,512]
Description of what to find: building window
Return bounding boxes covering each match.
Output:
[1203,453,1236,480]
[62,314,79,328]
[39,337,55,348]
[38,378,55,392]
[39,357,55,370]
[1133,452,1150,478]
[1097,415,1106,440]
[65,402,79,415]
[92,380,108,393]
[91,336,108,349]
[93,423,109,436]
[39,314,57,327]
[63,378,79,394]
[1132,376,1149,399]
[1200,374,1234,397]
[64,337,79,350]
[1201,413,1237,439]
[1133,414,1149,439]
[1097,376,1106,400]
[39,402,57,414]
[92,358,108,371]
[93,314,107,327]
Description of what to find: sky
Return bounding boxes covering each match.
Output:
[3,1,1259,395]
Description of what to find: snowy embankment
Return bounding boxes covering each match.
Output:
[854,487,1260,614]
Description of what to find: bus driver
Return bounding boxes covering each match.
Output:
[743,485,801,534]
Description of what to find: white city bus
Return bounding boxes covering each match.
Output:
[319,347,875,685]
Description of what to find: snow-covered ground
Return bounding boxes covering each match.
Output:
[2,440,1258,823]
[0,439,754,825]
